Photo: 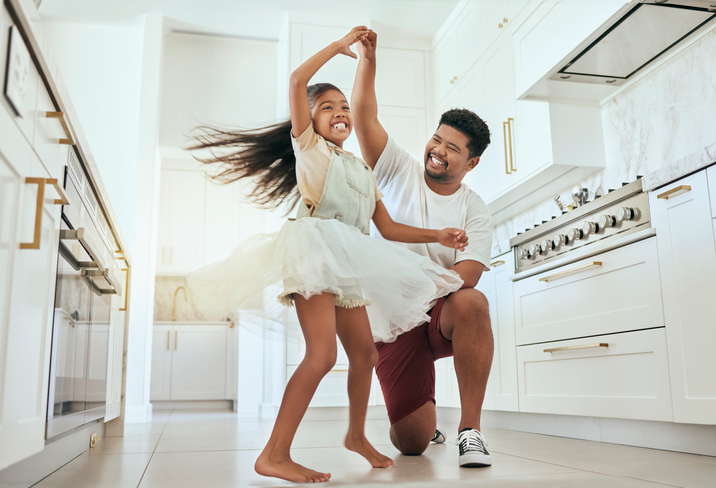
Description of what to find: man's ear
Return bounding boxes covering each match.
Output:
[466,156,480,172]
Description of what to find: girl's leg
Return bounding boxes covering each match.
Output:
[255,293,338,483]
[335,306,394,468]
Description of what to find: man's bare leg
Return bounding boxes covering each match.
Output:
[439,288,493,432]
[388,401,436,455]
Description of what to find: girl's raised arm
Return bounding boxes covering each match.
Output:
[288,26,369,138]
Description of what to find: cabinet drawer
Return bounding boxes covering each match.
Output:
[517,328,673,421]
[514,237,663,346]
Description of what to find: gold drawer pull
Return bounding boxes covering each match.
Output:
[539,261,602,282]
[331,368,349,372]
[119,267,130,311]
[507,118,515,172]
[20,177,66,250]
[45,111,75,145]
[544,343,609,353]
[503,121,511,175]
[491,260,505,268]
[46,178,70,205]
[657,185,691,200]
[166,330,170,350]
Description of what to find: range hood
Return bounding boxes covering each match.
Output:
[552,0,716,86]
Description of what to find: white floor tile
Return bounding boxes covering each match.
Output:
[32,452,152,488]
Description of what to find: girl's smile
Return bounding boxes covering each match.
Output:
[310,89,353,147]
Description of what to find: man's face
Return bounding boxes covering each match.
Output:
[423,124,479,184]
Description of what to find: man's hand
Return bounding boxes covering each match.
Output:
[438,228,469,251]
[337,26,370,59]
[356,29,377,59]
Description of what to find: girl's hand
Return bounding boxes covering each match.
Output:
[337,26,370,59]
[356,30,377,59]
[438,228,469,251]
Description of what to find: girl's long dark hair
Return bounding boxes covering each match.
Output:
[188,83,342,211]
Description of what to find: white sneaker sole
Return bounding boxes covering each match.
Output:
[459,452,492,467]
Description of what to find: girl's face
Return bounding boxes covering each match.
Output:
[310,89,352,148]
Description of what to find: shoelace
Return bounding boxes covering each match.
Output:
[456,431,487,453]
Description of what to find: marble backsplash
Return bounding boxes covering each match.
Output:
[490,28,716,258]
[154,276,227,322]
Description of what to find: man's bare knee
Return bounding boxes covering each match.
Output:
[390,425,431,455]
[389,402,436,455]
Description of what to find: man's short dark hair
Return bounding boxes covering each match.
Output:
[438,108,490,159]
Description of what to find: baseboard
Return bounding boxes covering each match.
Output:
[0,422,104,488]
[151,400,233,410]
[124,403,153,424]
[436,407,716,457]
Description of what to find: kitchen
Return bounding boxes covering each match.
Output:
[1,0,715,486]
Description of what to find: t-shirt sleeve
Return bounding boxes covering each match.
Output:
[373,136,415,189]
[455,194,494,271]
[290,125,332,210]
[372,171,383,202]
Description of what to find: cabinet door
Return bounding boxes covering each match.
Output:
[150,325,173,401]
[433,32,457,104]
[33,82,67,180]
[0,146,61,469]
[156,169,206,274]
[377,106,427,163]
[375,48,425,109]
[482,37,516,196]
[290,24,359,91]
[492,258,518,411]
[454,0,482,80]
[171,325,227,400]
[650,172,716,424]
[479,0,506,52]
[475,269,497,411]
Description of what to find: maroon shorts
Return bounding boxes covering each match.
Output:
[374,296,453,425]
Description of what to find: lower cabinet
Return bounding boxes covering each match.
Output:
[516,328,673,421]
[650,169,716,424]
[150,324,228,401]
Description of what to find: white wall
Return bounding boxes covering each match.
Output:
[160,33,278,148]
[43,20,143,248]
[492,29,716,254]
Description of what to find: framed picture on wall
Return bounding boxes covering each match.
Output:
[4,26,32,118]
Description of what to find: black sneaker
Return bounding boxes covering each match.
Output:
[456,428,491,467]
[431,429,446,443]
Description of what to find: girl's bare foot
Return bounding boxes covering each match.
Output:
[255,450,331,483]
[345,432,394,468]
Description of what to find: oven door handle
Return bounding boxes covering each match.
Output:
[60,228,106,270]
[81,267,123,296]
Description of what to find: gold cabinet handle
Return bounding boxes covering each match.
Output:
[657,185,691,200]
[507,118,516,172]
[498,23,503,28]
[46,178,70,205]
[45,111,75,145]
[544,343,608,353]
[21,177,68,250]
[175,331,178,350]
[491,260,505,268]
[119,267,130,311]
[166,330,170,350]
[539,261,602,282]
[503,122,511,175]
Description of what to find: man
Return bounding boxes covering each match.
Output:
[352,31,495,467]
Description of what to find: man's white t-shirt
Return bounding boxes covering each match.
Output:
[371,137,493,272]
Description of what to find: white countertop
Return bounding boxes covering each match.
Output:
[642,141,716,192]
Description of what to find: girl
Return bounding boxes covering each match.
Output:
[189,27,466,483]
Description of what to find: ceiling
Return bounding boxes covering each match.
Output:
[38,0,459,40]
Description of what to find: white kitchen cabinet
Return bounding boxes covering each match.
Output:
[517,328,673,421]
[708,165,716,219]
[377,106,428,162]
[481,0,531,51]
[375,47,425,109]
[513,237,664,346]
[150,323,229,402]
[432,29,458,104]
[33,81,68,181]
[512,0,630,98]
[105,294,125,422]
[650,171,716,424]
[0,105,62,469]
[156,169,206,274]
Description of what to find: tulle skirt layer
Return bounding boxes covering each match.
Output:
[187,217,463,343]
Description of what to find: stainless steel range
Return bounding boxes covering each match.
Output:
[511,179,651,275]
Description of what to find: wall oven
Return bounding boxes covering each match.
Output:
[46,158,122,439]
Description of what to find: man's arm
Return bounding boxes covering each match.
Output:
[450,260,485,290]
[352,30,389,169]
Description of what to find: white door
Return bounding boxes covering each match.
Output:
[171,325,227,400]
[150,325,173,401]
[650,172,716,424]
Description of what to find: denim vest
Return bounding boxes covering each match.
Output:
[296,141,376,235]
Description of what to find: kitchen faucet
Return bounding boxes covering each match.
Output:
[172,286,188,322]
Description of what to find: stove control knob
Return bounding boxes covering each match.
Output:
[519,248,533,260]
[553,233,569,247]
[599,214,616,228]
[541,239,554,254]
[582,221,599,236]
[618,207,635,222]
[529,243,542,256]
[567,228,584,242]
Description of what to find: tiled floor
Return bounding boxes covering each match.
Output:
[33,409,716,487]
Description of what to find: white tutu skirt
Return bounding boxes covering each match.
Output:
[187,217,463,343]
